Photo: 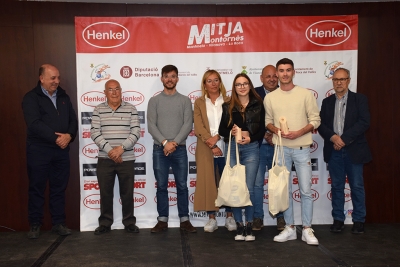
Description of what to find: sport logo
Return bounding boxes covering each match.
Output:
[82,22,130,49]
[81,91,106,107]
[306,20,351,47]
[122,91,145,106]
[82,143,99,159]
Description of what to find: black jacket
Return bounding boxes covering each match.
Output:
[22,81,78,147]
[319,90,372,164]
[218,97,265,143]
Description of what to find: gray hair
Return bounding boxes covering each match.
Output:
[334,68,350,78]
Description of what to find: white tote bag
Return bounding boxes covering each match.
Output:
[215,131,252,207]
[268,130,290,216]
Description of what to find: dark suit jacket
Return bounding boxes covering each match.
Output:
[319,90,372,164]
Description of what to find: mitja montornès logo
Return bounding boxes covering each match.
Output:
[187,22,244,47]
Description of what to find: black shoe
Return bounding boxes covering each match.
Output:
[330,220,344,233]
[52,224,72,236]
[28,223,41,239]
[252,218,263,231]
[234,222,245,241]
[276,216,286,231]
[245,222,255,241]
[94,225,111,235]
[125,224,139,233]
[351,222,364,234]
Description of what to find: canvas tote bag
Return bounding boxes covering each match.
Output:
[215,131,252,207]
[268,130,290,215]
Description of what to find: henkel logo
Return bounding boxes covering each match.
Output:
[82,143,99,159]
[263,189,269,204]
[81,91,106,107]
[154,191,178,206]
[327,188,352,202]
[133,192,147,208]
[306,20,351,47]
[189,192,195,204]
[292,189,319,202]
[188,90,202,104]
[82,22,130,49]
[188,142,197,155]
[83,194,101,209]
[326,88,335,97]
[310,140,318,153]
[307,88,318,99]
[134,143,146,158]
[122,91,145,106]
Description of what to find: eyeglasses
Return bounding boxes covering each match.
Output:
[162,75,178,79]
[332,78,349,83]
[235,82,249,88]
[106,88,121,93]
[206,78,220,84]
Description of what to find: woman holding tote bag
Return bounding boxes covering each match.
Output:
[193,70,236,233]
[218,73,265,242]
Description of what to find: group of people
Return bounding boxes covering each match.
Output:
[23,60,371,246]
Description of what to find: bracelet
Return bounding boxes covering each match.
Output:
[162,140,168,146]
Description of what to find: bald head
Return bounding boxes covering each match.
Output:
[260,65,278,91]
[39,64,60,96]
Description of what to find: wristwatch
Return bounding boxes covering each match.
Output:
[121,144,125,151]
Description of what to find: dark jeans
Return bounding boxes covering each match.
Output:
[27,143,70,225]
[96,158,136,227]
[329,148,366,223]
[153,145,189,221]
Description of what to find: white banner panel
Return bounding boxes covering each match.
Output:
[76,15,358,231]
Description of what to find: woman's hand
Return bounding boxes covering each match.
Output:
[212,147,223,157]
[237,135,250,145]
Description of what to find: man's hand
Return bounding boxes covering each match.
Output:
[212,147,223,157]
[281,130,302,140]
[108,146,124,163]
[331,135,345,150]
[265,132,274,146]
[164,141,178,156]
[55,132,71,149]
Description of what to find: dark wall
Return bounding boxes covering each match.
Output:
[1,1,398,231]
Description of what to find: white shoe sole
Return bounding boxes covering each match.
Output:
[235,235,245,241]
[225,225,237,231]
[245,236,255,242]
[204,227,218,233]
[273,235,297,242]
[302,236,319,245]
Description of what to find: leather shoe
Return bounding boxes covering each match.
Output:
[180,220,197,233]
[94,225,111,235]
[151,221,168,233]
[125,224,139,233]
[28,223,41,239]
[330,220,344,233]
[351,222,365,234]
[52,224,72,236]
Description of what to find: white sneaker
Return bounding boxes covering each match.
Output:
[204,218,218,232]
[273,225,297,242]
[225,217,237,231]
[302,227,319,245]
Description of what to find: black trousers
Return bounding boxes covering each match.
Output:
[27,143,70,225]
[96,158,136,227]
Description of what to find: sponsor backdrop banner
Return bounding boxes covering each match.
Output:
[75,15,358,231]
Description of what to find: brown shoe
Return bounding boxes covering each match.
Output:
[150,221,168,233]
[180,220,197,233]
[277,216,286,231]
[252,218,263,231]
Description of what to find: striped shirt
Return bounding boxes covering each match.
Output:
[91,101,140,161]
[333,92,348,136]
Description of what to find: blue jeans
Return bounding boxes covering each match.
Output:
[254,143,284,219]
[328,148,366,223]
[153,144,189,222]
[226,139,259,223]
[207,157,232,215]
[280,147,313,227]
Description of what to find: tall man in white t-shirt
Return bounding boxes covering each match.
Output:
[264,58,321,245]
